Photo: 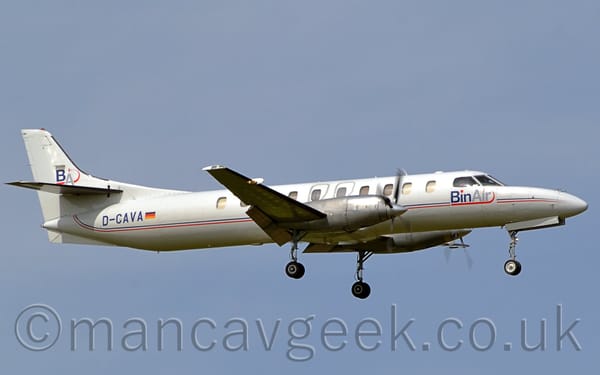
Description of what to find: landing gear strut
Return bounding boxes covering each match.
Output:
[285,231,305,279]
[352,251,373,299]
[504,230,522,276]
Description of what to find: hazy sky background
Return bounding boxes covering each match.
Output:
[1,1,598,373]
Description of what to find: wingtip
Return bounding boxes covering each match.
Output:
[203,165,226,171]
[21,128,51,135]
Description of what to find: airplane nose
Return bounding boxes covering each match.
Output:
[559,192,588,218]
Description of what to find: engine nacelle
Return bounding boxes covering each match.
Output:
[290,195,406,232]
[382,230,471,253]
[346,230,471,253]
[303,229,472,253]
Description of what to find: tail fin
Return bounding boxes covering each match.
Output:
[22,129,107,187]
[18,129,112,222]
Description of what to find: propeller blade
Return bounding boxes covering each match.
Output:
[393,169,407,204]
[464,249,474,270]
[444,237,473,271]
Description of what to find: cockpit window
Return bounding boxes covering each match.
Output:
[474,175,503,186]
[453,176,480,187]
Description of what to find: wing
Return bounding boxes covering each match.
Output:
[203,165,326,245]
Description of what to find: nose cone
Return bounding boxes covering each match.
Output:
[558,192,588,218]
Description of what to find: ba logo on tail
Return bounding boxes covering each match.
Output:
[56,167,80,185]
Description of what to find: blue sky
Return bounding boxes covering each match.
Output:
[1,1,598,373]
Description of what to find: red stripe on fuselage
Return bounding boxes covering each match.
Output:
[497,199,558,204]
[73,215,254,233]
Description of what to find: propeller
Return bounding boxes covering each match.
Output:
[444,237,473,270]
[379,169,407,233]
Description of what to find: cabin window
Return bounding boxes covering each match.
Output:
[383,184,393,196]
[426,180,436,193]
[336,187,347,198]
[216,197,227,209]
[402,182,412,195]
[453,176,479,187]
[288,191,298,200]
[359,186,370,195]
[311,189,322,201]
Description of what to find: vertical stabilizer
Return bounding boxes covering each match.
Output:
[20,129,110,222]
[22,129,107,186]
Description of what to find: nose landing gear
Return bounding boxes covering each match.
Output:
[504,231,522,276]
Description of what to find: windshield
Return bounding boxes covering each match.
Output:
[474,175,504,186]
[453,176,479,187]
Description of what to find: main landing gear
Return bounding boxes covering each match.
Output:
[283,232,375,299]
[285,231,305,279]
[352,251,373,299]
[504,231,522,276]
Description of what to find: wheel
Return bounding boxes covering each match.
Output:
[513,260,522,275]
[285,261,305,279]
[351,281,371,299]
[504,259,522,276]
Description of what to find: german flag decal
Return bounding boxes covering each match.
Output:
[144,211,156,220]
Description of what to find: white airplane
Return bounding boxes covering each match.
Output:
[8,129,588,299]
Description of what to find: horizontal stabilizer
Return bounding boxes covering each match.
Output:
[6,181,122,196]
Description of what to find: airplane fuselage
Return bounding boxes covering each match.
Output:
[42,170,585,252]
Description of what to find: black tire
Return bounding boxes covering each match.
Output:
[362,282,371,298]
[513,260,522,275]
[351,281,371,299]
[504,259,522,276]
[285,261,305,279]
